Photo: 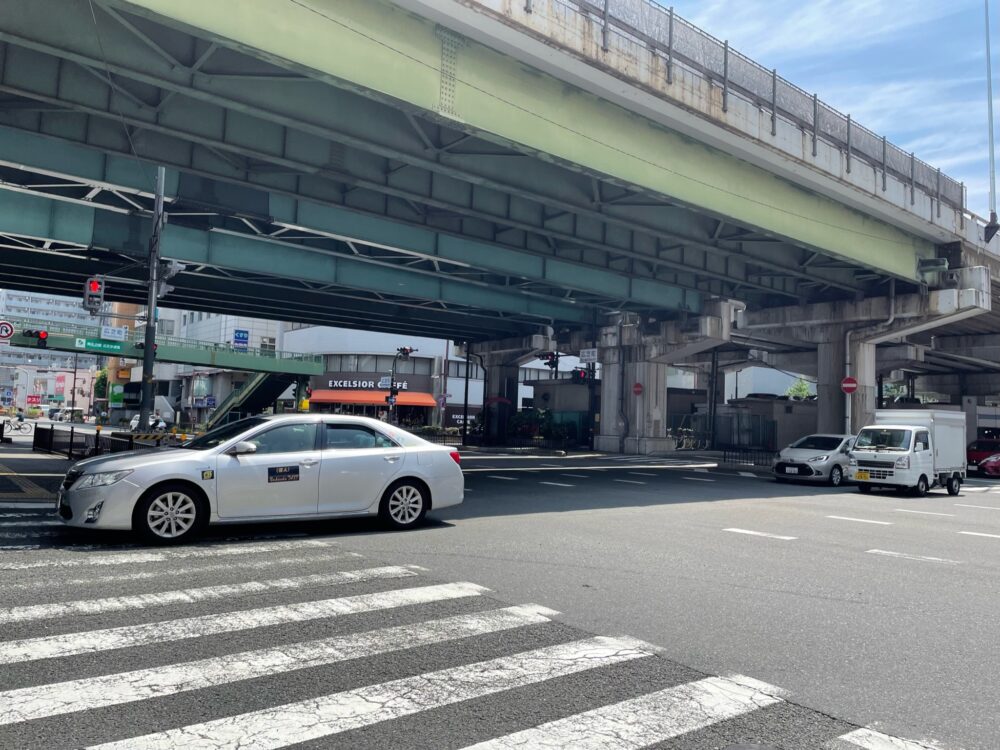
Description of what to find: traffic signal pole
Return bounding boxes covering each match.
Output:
[139,166,166,428]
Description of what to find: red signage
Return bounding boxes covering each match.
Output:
[26,394,41,405]
[55,374,66,395]
[841,376,859,394]
[632,382,644,396]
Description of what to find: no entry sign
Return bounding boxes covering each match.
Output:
[841,376,859,394]
[632,382,644,396]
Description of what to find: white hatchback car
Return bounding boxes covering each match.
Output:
[58,414,464,543]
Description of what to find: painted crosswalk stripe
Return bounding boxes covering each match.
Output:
[87,636,653,750]
[0,520,61,527]
[954,503,1000,510]
[893,509,954,517]
[487,475,518,481]
[0,551,363,591]
[613,479,645,485]
[628,472,657,477]
[0,538,338,570]
[0,605,558,726]
[0,582,488,665]
[829,726,942,749]
[683,477,714,482]
[561,474,589,478]
[826,515,892,525]
[958,530,1000,539]
[0,501,54,509]
[0,530,61,539]
[0,566,417,624]
[739,471,757,477]
[866,549,961,565]
[0,512,54,518]
[539,481,574,488]
[724,528,796,541]
[461,674,782,749]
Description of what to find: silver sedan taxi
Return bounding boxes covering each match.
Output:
[772,433,855,486]
[57,414,464,543]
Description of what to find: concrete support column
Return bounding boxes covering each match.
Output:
[849,339,877,433]
[817,338,846,434]
[482,359,520,442]
[595,350,672,454]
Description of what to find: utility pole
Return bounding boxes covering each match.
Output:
[986,0,1000,241]
[139,166,166,427]
[70,353,79,421]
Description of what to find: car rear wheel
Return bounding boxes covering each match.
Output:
[829,466,844,487]
[134,482,205,544]
[379,480,428,530]
[946,476,961,496]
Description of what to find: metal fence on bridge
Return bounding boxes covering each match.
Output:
[521,0,963,209]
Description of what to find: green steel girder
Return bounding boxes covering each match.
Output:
[0,128,700,312]
[0,189,591,324]
[0,241,544,340]
[0,0,879,305]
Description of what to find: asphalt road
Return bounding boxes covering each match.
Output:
[0,449,997,748]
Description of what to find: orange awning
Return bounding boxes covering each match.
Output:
[310,389,437,407]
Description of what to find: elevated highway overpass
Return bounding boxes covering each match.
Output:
[0,0,995,447]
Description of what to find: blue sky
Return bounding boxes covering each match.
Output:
[661,0,995,217]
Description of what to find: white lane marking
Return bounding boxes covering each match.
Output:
[87,636,653,750]
[628,472,658,477]
[961,487,990,493]
[487,475,518,481]
[0,566,416,625]
[0,552,362,592]
[539,463,561,467]
[954,503,1000,510]
[0,538,337,570]
[0,501,55,509]
[866,549,962,565]
[724,528,797,541]
[561,474,589,478]
[893,509,955,517]
[0,582,488,665]
[830,726,945,749]
[0,605,557,726]
[683,477,715,482]
[0,520,61,527]
[826,515,892,525]
[460,674,783,749]
[959,531,1000,539]
[694,468,709,473]
[739,471,757,477]
[539,481,574,488]
[613,479,646,485]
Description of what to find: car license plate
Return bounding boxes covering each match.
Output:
[968,464,977,471]
[784,467,799,475]
[855,470,870,481]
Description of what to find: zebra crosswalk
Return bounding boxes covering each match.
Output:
[0,509,952,749]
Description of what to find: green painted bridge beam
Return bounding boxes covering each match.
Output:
[0,127,699,312]
[0,190,592,324]
[109,0,933,281]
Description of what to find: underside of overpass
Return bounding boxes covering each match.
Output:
[0,0,996,447]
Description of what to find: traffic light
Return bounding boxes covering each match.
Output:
[22,329,48,348]
[570,367,589,384]
[83,277,105,314]
[543,352,559,369]
[135,342,158,352]
[396,346,415,358]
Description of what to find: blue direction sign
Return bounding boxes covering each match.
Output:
[233,329,249,352]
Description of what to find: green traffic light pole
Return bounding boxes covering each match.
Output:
[138,166,166,430]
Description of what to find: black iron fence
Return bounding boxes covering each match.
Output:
[722,448,778,468]
[34,425,180,460]
[417,433,576,451]
[668,413,776,451]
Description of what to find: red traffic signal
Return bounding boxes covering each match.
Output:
[22,329,48,348]
[87,278,102,293]
[135,342,158,352]
[570,367,589,383]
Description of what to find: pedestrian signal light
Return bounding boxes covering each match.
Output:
[83,276,105,314]
[570,367,589,384]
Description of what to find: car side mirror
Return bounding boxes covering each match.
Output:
[915,443,926,452]
[228,441,258,456]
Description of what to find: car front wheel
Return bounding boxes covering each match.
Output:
[134,483,205,544]
[829,466,844,487]
[379,480,428,530]
[912,475,929,497]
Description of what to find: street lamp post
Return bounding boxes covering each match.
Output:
[388,346,416,426]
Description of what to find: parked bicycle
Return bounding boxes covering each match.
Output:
[2,419,33,435]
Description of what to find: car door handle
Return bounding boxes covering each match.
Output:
[301,459,319,467]
[384,455,401,463]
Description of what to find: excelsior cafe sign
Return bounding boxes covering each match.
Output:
[314,372,434,392]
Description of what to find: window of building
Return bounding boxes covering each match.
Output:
[396,357,415,375]
[198,312,204,321]
[447,361,483,380]
[357,355,377,372]
[157,319,175,336]
[341,355,358,372]
[412,357,432,375]
[376,356,396,373]
[260,337,276,354]
[326,354,342,371]
[182,314,187,326]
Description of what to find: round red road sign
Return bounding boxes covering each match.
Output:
[841,376,859,394]
[632,382,644,396]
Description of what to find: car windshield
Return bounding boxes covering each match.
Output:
[180,417,269,450]
[855,428,911,451]
[790,435,843,451]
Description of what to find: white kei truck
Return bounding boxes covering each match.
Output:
[848,410,966,496]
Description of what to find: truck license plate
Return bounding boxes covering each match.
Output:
[784,467,799,475]
[855,470,870,481]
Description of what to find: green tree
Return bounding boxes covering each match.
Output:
[93,367,109,400]
[785,378,812,399]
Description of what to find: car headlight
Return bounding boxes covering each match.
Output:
[74,470,133,489]
[848,454,857,466]
[807,455,829,463]
[984,454,1000,463]
[894,455,910,469]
